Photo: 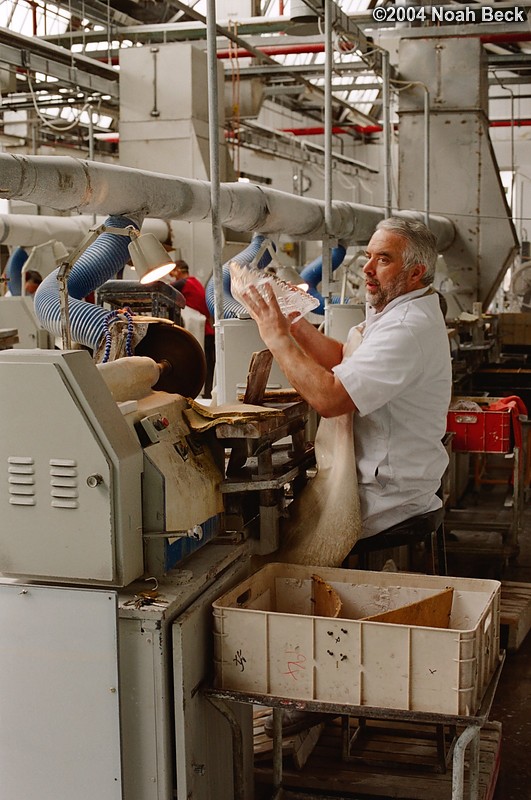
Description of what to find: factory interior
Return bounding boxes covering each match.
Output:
[1,1,531,798]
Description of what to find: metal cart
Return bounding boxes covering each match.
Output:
[205,653,504,800]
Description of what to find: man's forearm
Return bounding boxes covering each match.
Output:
[290,317,344,370]
[267,332,355,418]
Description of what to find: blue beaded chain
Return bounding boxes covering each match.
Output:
[101,306,134,363]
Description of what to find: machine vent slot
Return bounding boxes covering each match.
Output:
[9,475,34,485]
[50,469,77,478]
[51,499,79,509]
[51,488,78,499]
[7,457,36,506]
[49,459,79,509]
[50,477,77,488]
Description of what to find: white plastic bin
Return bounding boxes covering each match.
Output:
[213,564,501,716]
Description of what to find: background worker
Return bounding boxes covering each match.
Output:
[243,217,452,543]
[24,270,43,296]
[170,259,215,399]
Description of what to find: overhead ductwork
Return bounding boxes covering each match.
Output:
[0,214,171,248]
[0,154,455,250]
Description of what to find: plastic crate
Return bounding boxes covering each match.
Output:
[447,397,512,453]
[213,563,501,716]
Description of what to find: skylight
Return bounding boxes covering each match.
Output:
[0,0,70,37]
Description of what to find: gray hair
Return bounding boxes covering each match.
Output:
[375,217,438,286]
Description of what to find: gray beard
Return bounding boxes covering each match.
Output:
[370,269,412,312]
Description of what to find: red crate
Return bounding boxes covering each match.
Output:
[447,398,512,454]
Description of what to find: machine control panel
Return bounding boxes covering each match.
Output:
[139,413,171,444]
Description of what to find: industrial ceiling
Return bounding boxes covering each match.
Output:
[0,0,530,158]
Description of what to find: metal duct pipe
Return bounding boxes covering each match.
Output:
[0,213,170,248]
[0,154,455,249]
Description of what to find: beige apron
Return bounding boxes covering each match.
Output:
[276,328,362,567]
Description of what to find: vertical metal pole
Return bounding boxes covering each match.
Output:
[382,50,392,218]
[31,121,38,155]
[519,177,524,245]
[452,725,479,800]
[424,88,430,226]
[272,708,283,793]
[88,106,97,224]
[206,0,225,403]
[323,0,333,335]
[295,165,306,266]
[88,106,95,161]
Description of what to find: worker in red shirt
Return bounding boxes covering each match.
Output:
[170,260,215,398]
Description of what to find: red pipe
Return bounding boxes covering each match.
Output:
[95,120,531,147]
[282,119,531,136]
[217,42,325,59]
[31,1,38,36]
[215,33,531,59]
[490,119,531,127]
[480,32,531,44]
[282,124,388,135]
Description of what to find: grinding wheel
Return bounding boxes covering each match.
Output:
[135,320,206,397]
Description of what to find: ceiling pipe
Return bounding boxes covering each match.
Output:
[0,153,455,249]
[282,118,531,135]
[490,119,531,127]
[480,32,531,44]
[322,0,333,327]
[0,214,171,247]
[216,43,327,58]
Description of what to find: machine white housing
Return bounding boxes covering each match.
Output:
[0,349,143,586]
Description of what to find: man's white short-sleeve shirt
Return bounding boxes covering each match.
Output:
[333,288,452,538]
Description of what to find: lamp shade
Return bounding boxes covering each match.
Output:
[128,233,174,284]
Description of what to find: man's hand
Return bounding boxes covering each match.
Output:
[242,283,295,351]
[242,282,355,417]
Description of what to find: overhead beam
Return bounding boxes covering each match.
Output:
[0,28,119,99]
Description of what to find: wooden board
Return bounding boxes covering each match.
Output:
[255,718,502,800]
[243,349,273,406]
[500,581,531,651]
[362,588,454,629]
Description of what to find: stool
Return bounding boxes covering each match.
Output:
[348,507,447,575]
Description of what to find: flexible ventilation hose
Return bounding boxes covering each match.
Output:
[34,215,140,349]
[4,246,28,296]
[300,244,347,314]
[205,234,272,319]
